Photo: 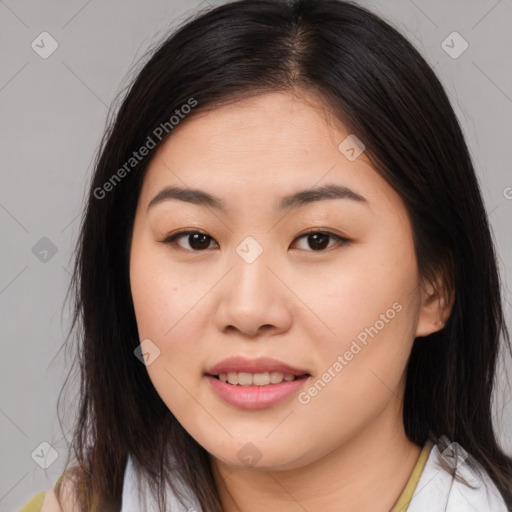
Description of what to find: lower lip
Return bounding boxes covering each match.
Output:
[206,375,310,409]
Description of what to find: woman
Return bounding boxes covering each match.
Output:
[19,0,512,510]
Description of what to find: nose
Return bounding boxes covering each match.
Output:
[213,245,293,339]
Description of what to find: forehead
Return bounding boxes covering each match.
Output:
[170,90,343,148]
[139,90,399,216]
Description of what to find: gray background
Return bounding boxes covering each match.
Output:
[1,0,511,510]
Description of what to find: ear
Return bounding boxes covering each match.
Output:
[415,269,454,338]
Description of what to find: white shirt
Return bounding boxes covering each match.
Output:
[121,437,509,512]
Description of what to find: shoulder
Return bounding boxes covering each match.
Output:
[18,472,83,512]
[18,489,62,512]
[408,437,509,512]
[18,491,46,512]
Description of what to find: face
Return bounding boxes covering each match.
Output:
[129,90,437,472]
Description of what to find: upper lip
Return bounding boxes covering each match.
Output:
[206,356,310,376]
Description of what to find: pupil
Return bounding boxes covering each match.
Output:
[190,233,210,250]
[309,233,329,250]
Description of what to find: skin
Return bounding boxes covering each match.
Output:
[129,90,452,512]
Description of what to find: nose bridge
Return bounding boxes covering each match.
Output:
[214,233,291,336]
[232,234,275,303]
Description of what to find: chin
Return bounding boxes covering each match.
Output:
[205,437,315,472]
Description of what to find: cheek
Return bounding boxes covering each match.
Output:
[129,235,199,339]
[294,282,418,448]
[300,231,420,402]
[304,242,418,348]
[130,244,210,422]
[130,263,170,339]
[129,234,215,369]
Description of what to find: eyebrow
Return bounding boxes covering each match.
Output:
[147,183,368,213]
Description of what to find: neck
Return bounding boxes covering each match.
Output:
[210,398,421,512]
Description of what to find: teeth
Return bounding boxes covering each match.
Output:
[252,372,270,385]
[227,372,238,385]
[217,371,299,386]
[270,371,284,384]
[238,372,253,385]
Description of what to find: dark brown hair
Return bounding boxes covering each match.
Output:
[57,0,512,510]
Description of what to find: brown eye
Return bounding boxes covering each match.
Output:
[292,231,348,251]
[306,233,330,250]
[162,230,348,253]
[163,231,217,251]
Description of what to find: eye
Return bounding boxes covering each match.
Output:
[161,229,349,252]
[291,230,349,251]
[162,230,218,251]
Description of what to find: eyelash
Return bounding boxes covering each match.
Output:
[161,229,350,252]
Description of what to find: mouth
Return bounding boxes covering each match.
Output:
[205,355,310,379]
[207,371,310,386]
[204,356,312,409]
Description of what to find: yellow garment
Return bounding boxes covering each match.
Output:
[18,474,65,512]
[390,440,433,512]
[19,441,433,512]
[18,491,46,512]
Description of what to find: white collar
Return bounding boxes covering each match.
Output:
[407,437,508,511]
[121,438,508,511]
[120,455,203,512]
